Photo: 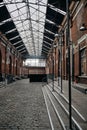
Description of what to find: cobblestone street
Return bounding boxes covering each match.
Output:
[0,79,51,130]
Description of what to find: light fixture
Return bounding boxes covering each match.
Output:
[80,23,87,31]
[55,34,59,37]
[54,32,63,46]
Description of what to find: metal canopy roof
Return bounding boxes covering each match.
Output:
[0,0,72,59]
[0,3,28,58]
[42,0,67,56]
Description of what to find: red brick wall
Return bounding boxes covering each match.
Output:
[0,41,6,74]
[74,46,80,76]
[71,0,87,83]
[0,35,24,77]
[29,67,45,74]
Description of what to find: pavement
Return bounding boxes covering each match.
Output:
[0,79,51,130]
[0,78,87,130]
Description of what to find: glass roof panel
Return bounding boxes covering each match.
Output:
[4,0,48,56]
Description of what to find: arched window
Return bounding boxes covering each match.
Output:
[80,48,87,76]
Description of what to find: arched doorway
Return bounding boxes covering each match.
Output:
[9,56,12,74]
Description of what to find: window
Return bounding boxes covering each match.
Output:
[80,49,87,75]
[23,59,46,67]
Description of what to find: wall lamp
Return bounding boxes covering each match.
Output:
[55,34,59,38]
[80,23,87,31]
[55,32,64,46]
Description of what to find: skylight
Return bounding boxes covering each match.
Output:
[4,0,48,56]
[24,58,46,67]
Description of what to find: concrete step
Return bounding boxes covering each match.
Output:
[72,83,87,94]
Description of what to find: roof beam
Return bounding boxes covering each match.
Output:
[9,35,20,41]
[13,40,22,45]
[16,44,24,49]
[0,17,44,26]
[26,0,36,55]
[46,19,57,26]
[45,29,55,35]
[42,47,49,52]
[48,4,66,16]
[42,50,48,54]
[43,40,52,45]
[0,2,46,6]
[18,47,26,52]
[20,50,26,54]
[43,45,50,49]
[5,28,17,34]
[44,36,53,42]
[0,18,12,26]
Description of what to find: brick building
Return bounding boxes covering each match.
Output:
[46,0,87,84]
[0,32,27,83]
[0,0,87,84]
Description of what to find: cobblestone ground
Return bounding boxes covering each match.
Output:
[0,79,51,130]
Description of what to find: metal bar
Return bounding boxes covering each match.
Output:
[43,46,49,51]
[46,19,56,25]
[14,18,45,24]
[43,45,50,49]
[45,29,55,35]
[42,50,48,54]
[20,50,26,53]
[58,49,60,86]
[44,36,53,41]
[43,48,49,52]
[0,2,47,6]
[9,35,20,41]
[60,38,63,93]
[0,18,12,26]
[5,28,17,34]
[52,44,54,91]
[26,0,36,55]
[48,4,66,16]
[66,0,72,129]
[18,48,25,52]
[13,40,22,45]
[16,44,24,49]
[0,18,44,27]
[43,41,52,46]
